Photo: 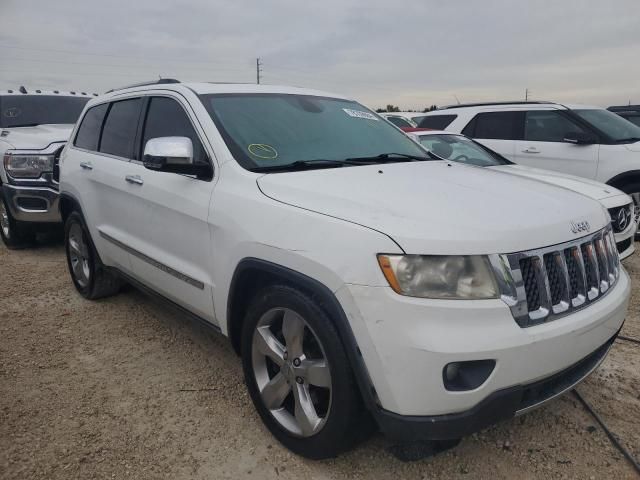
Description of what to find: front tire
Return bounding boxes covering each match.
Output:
[241,285,366,459]
[64,211,122,299]
[0,195,36,249]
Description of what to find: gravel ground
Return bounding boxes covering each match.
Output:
[1,237,638,479]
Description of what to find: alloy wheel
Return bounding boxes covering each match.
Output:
[0,201,10,239]
[68,222,91,288]
[251,307,332,437]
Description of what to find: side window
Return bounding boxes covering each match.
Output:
[141,97,208,164]
[74,104,108,151]
[525,111,586,142]
[463,112,522,140]
[418,115,457,129]
[386,116,412,128]
[99,98,143,159]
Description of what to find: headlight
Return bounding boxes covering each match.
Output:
[377,254,499,299]
[3,152,54,179]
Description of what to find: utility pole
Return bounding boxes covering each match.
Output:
[256,58,262,84]
[525,88,530,101]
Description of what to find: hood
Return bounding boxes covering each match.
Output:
[1,124,74,150]
[257,161,608,255]
[490,164,625,201]
[624,140,640,152]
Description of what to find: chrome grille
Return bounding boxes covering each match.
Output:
[490,227,620,327]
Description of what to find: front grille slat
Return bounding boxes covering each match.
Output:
[499,227,619,328]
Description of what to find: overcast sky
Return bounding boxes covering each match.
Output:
[1,0,639,110]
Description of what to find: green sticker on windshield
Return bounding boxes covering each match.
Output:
[248,144,278,159]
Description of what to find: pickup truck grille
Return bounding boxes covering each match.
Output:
[492,227,620,327]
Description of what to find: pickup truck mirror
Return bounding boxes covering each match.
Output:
[143,136,212,178]
[563,131,597,145]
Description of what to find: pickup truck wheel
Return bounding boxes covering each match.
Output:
[241,285,364,459]
[0,196,36,249]
[64,212,122,300]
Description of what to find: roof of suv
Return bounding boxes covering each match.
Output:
[433,101,600,113]
[103,79,348,101]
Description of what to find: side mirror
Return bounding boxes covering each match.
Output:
[563,131,597,145]
[143,137,212,178]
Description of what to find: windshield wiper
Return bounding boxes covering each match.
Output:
[344,152,434,163]
[615,137,640,143]
[9,123,42,128]
[251,159,349,173]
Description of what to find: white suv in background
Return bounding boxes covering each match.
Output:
[421,101,640,235]
[59,81,630,459]
[0,88,90,247]
[407,129,636,259]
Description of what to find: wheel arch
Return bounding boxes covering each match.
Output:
[59,192,85,224]
[605,170,640,190]
[226,257,379,411]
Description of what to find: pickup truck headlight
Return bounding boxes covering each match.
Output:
[377,254,499,299]
[3,152,55,179]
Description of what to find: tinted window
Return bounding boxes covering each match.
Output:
[624,115,640,127]
[74,104,108,151]
[418,115,457,129]
[141,97,207,164]
[202,94,427,171]
[417,134,509,167]
[465,112,521,140]
[572,109,640,142]
[99,98,142,159]
[385,116,413,128]
[525,111,586,142]
[0,95,89,128]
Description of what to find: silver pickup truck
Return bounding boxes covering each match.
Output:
[0,88,90,248]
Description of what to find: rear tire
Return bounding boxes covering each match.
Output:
[241,284,367,459]
[64,211,122,299]
[0,195,36,249]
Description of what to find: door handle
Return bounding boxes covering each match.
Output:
[125,175,144,185]
[79,161,93,170]
[522,148,540,154]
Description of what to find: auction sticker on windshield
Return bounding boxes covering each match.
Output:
[343,108,379,121]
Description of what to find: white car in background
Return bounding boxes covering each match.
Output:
[408,130,636,259]
[419,101,640,236]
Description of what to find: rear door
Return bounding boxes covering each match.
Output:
[119,94,217,322]
[461,111,523,161]
[68,97,143,272]
[515,110,599,179]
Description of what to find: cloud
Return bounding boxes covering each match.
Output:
[0,0,638,108]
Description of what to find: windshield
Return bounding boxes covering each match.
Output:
[201,93,427,171]
[416,134,509,167]
[572,109,640,143]
[0,95,89,128]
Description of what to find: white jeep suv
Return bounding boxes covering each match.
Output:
[421,101,640,235]
[59,81,630,459]
[0,88,90,247]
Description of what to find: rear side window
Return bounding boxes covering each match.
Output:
[74,104,108,151]
[463,111,522,140]
[417,115,457,129]
[141,97,208,164]
[99,98,143,159]
[385,116,413,128]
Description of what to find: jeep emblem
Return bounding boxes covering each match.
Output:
[570,220,591,234]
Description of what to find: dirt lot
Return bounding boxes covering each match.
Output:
[1,237,639,480]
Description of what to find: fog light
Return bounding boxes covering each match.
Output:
[443,360,496,392]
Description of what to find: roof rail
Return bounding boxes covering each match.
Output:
[439,100,555,110]
[105,78,181,94]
